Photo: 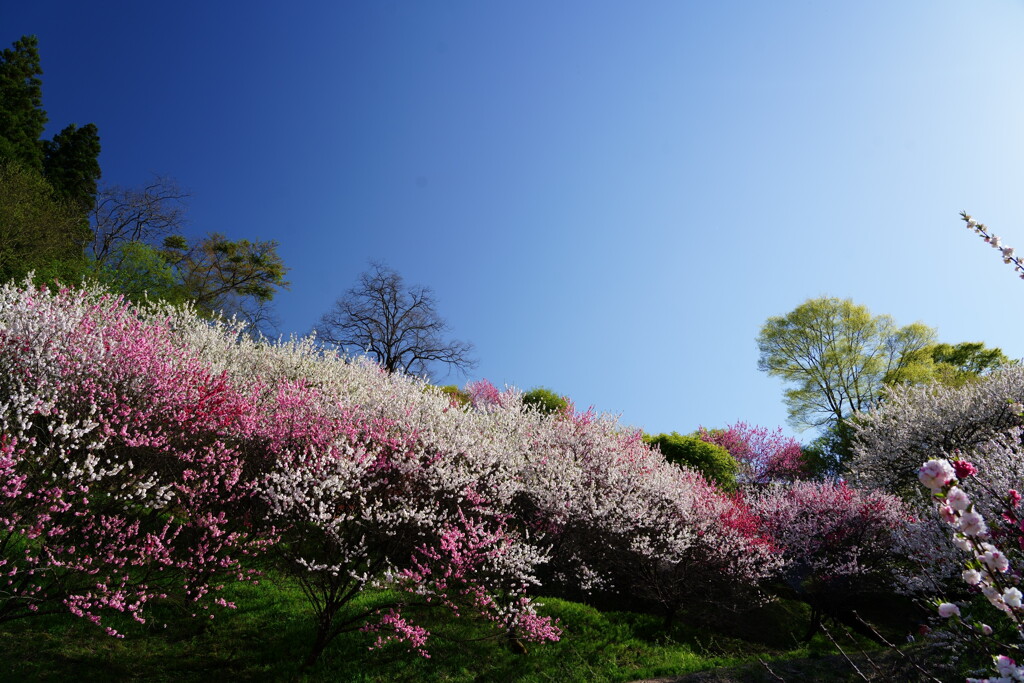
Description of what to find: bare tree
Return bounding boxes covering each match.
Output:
[315,262,476,378]
[89,176,189,266]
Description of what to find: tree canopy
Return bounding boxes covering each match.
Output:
[43,122,102,213]
[89,176,189,266]
[0,35,100,287]
[757,297,937,431]
[924,341,1012,387]
[0,161,90,284]
[0,36,100,216]
[644,432,739,491]
[521,387,569,415]
[161,232,289,328]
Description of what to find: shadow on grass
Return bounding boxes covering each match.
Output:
[0,578,939,683]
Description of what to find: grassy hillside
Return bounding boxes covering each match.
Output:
[0,572,942,682]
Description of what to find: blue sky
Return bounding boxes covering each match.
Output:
[7,1,1024,440]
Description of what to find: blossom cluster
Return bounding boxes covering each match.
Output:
[920,457,1024,682]
[748,480,909,617]
[153,296,788,655]
[851,366,1024,498]
[0,281,271,633]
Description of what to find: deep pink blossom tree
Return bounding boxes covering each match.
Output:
[699,422,807,484]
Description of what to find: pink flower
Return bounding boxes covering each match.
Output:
[996,655,1019,677]
[953,460,978,480]
[939,504,956,524]
[937,602,960,618]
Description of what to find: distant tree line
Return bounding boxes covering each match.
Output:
[1,35,485,358]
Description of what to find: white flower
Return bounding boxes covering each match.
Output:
[919,459,955,491]
[1003,587,1022,609]
[982,548,1010,573]
[946,486,971,512]
[996,654,1019,676]
[960,510,988,537]
[953,535,974,552]
[937,602,961,618]
[963,568,983,585]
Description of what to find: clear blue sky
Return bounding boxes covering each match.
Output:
[7,1,1024,440]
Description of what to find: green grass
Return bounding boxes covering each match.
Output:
[0,574,917,682]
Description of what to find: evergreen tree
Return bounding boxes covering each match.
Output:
[0,36,46,172]
[44,122,101,213]
[0,36,101,285]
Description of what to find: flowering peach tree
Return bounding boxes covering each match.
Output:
[0,281,271,634]
[0,276,820,667]
[919,455,1024,682]
[698,421,806,484]
[517,409,781,625]
[749,481,910,639]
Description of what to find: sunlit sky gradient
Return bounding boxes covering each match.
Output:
[7,1,1024,440]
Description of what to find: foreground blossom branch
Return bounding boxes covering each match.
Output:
[919,457,1024,682]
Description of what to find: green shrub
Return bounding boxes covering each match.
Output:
[522,387,569,415]
[644,432,739,491]
[437,384,471,406]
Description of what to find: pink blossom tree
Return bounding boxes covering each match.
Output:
[698,422,807,484]
[919,454,1024,681]
[0,281,271,633]
[183,334,562,664]
[252,377,556,666]
[517,411,781,626]
[749,481,911,640]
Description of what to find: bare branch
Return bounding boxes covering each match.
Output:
[89,176,190,266]
[314,262,476,379]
